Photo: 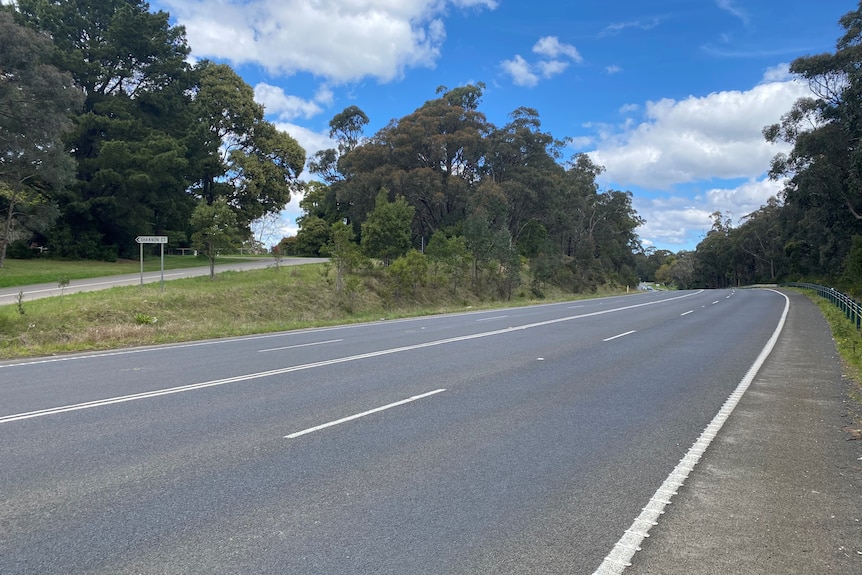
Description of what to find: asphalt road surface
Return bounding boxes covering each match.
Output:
[0,288,845,574]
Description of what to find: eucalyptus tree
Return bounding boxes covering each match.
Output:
[484,107,565,242]
[0,12,83,267]
[763,1,862,277]
[338,84,489,239]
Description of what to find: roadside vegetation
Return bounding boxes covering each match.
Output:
[0,261,631,360]
[803,293,862,439]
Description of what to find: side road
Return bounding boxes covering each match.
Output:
[0,257,327,307]
[624,289,862,574]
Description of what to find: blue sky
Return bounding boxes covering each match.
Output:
[150,0,846,251]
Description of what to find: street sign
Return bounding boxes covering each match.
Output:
[136,236,168,244]
[136,235,168,291]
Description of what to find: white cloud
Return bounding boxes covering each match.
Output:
[632,177,787,250]
[160,0,496,83]
[501,55,539,87]
[632,197,714,249]
[606,65,623,75]
[274,121,335,170]
[501,36,582,87]
[600,18,661,37]
[582,77,809,250]
[761,63,793,83]
[704,177,786,218]
[533,36,583,63]
[537,60,570,78]
[255,84,324,121]
[588,79,809,190]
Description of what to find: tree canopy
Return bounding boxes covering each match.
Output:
[2,0,304,261]
[682,2,862,290]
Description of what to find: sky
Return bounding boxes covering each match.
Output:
[103,2,862,249]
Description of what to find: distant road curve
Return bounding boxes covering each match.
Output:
[0,257,328,307]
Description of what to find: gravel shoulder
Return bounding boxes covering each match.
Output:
[626,289,862,574]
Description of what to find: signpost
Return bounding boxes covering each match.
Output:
[136,236,168,292]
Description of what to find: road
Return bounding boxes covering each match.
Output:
[0,288,806,573]
[0,257,327,306]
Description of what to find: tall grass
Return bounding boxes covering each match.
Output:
[0,263,610,359]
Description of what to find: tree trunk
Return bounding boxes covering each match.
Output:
[0,193,18,268]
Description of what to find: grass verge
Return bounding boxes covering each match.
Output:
[0,263,627,360]
[0,255,260,287]
[802,290,862,438]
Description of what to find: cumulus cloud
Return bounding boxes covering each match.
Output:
[632,178,788,249]
[533,36,583,62]
[501,55,539,87]
[501,36,582,87]
[588,80,809,190]
[254,84,336,122]
[160,0,497,83]
[582,75,809,249]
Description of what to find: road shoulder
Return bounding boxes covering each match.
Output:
[626,289,862,574]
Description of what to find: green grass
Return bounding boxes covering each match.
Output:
[799,290,862,436]
[0,262,628,359]
[0,255,259,287]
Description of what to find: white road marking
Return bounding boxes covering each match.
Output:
[680,310,694,316]
[593,290,790,574]
[0,290,703,423]
[285,389,446,439]
[603,331,636,342]
[258,339,343,353]
[476,315,508,322]
[712,300,720,305]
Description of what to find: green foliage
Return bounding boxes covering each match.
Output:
[717,2,862,288]
[134,312,157,325]
[190,199,242,279]
[323,221,367,293]
[292,215,330,256]
[6,0,645,290]
[388,250,428,299]
[0,261,624,359]
[361,190,415,265]
[0,12,83,267]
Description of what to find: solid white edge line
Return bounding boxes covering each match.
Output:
[592,289,790,575]
[285,389,446,439]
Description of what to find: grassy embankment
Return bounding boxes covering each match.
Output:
[0,258,626,359]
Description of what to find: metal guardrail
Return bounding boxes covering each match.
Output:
[784,282,862,329]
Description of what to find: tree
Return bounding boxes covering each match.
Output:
[761,2,862,278]
[324,221,365,293]
[361,190,415,265]
[0,12,83,267]
[190,199,242,279]
[13,0,196,259]
[337,84,489,239]
[191,61,305,228]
